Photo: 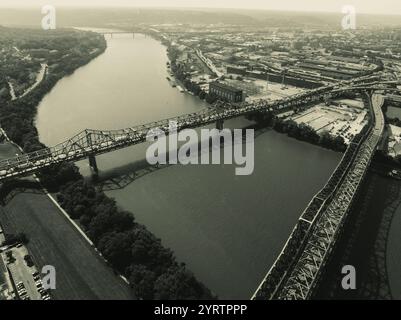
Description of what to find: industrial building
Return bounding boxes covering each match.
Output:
[209,82,244,103]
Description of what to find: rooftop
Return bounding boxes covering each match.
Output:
[210,81,243,94]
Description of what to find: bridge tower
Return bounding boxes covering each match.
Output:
[216,119,224,130]
[86,130,99,174]
[89,155,98,174]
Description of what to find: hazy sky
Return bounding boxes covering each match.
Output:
[0,0,401,15]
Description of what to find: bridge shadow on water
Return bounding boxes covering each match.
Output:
[314,167,401,300]
[90,160,172,192]
[0,123,268,195]
[90,124,271,192]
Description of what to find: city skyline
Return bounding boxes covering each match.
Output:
[1,0,401,16]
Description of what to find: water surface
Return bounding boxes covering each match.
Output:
[36,33,341,299]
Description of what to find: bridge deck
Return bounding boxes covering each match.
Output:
[0,75,383,183]
[0,74,391,300]
[0,83,356,182]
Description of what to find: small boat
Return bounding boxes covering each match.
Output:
[166,76,171,81]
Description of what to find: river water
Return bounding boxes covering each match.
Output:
[35,33,341,299]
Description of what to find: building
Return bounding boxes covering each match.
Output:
[386,94,401,106]
[297,62,358,80]
[227,65,247,76]
[209,82,244,103]
[227,67,322,89]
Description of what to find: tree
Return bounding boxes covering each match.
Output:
[319,131,333,148]
[205,94,216,104]
[88,209,134,244]
[38,162,81,190]
[127,264,156,299]
[199,90,206,100]
[154,266,214,300]
[333,136,346,152]
[97,231,134,271]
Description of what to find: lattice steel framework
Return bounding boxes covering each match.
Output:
[0,75,380,182]
[252,93,385,300]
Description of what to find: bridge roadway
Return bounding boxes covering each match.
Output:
[252,93,385,300]
[99,31,135,35]
[0,75,380,182]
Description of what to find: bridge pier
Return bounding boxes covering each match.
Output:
[216,119,224,130]
[89,155,98,174]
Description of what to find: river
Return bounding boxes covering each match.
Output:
[35,33,342,299]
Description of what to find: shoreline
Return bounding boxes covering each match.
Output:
[2,26,344,299]
[0,27,214,300]
[0,30,136,299]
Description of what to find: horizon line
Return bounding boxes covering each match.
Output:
[0,5,400,17]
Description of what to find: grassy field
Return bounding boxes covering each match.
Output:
[0,142,134,300]
[0,189,134,300]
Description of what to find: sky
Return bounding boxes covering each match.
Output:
[0,0,400,16]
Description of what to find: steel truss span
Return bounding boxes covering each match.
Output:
[252,93,385,300]
[0,75,381,182]
[0,76,391,300]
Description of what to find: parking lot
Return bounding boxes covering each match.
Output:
[288,102,368,144]
[0,244,51,300]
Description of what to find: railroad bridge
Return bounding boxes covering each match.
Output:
[99,31,136,38]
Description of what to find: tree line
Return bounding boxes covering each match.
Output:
[57,179,214,299]
[0,30,107,153]
[0,28,214,300]
[273,118,346,152]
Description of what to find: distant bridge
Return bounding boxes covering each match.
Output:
[252,92,385,300]
[0,75,381,182]
[99,31,136,38]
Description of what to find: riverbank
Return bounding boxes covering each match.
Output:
[0,30,107,153]
[0,29,137,299]
[0,28,214,300]
[33,31,342,299]
[0,139,134,299]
